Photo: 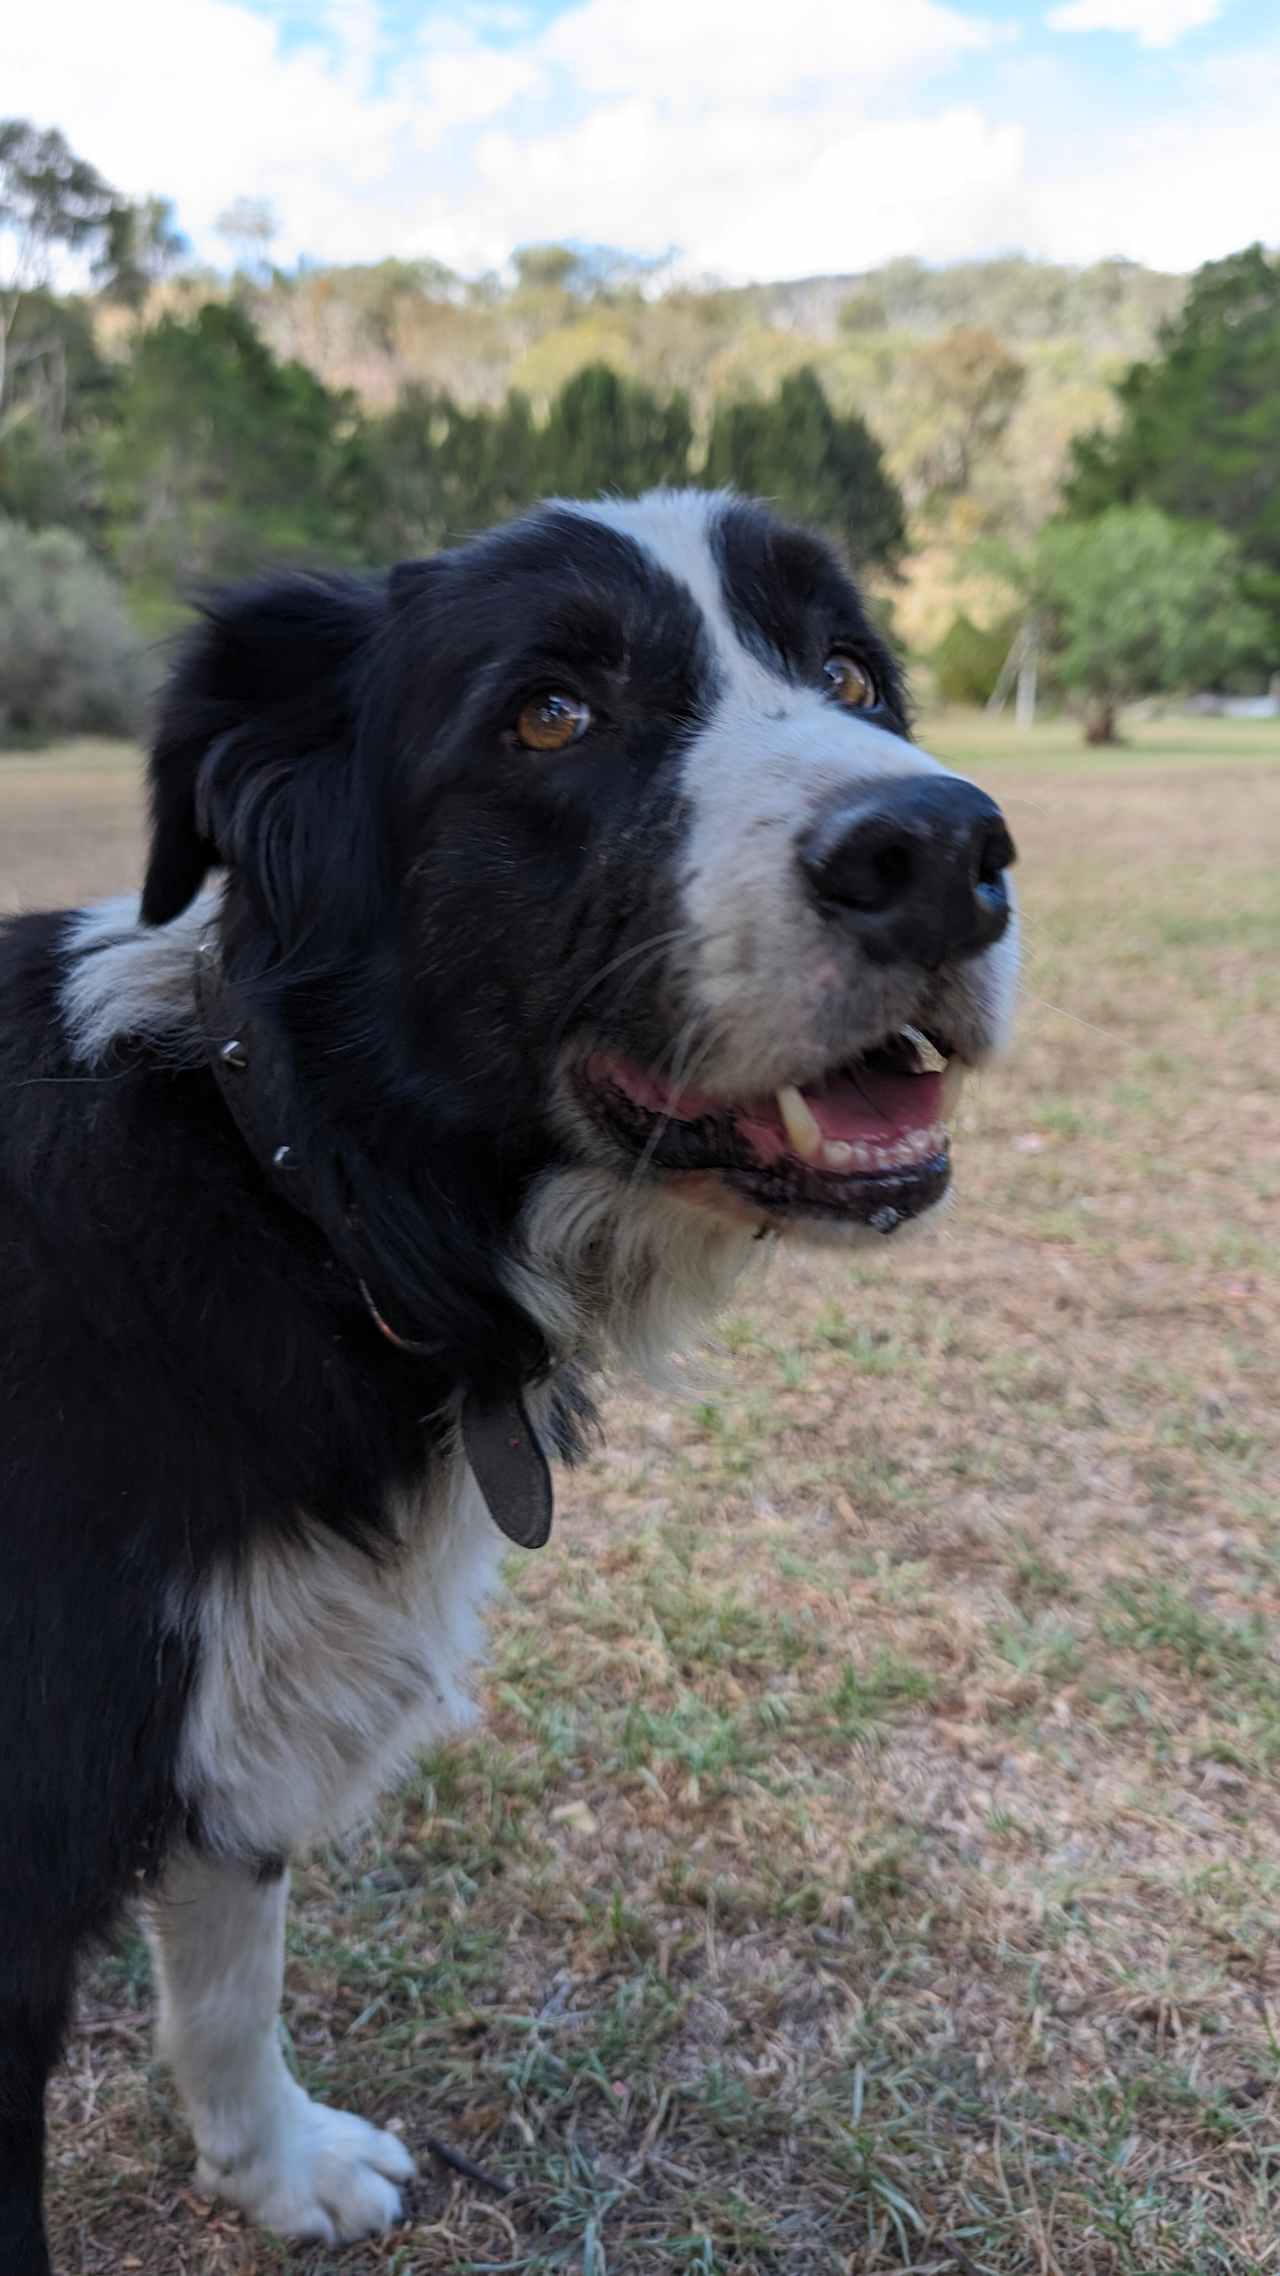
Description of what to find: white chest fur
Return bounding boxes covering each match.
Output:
[173,1461,506,1860]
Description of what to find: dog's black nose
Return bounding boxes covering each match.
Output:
[799,775,1016,968]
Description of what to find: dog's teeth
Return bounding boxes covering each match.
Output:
[940,1060,966,1118]
[903,1026,947,1075]
[853,1142,875,1171]
[777,1084,823,1162]
[823,1139,855,1172]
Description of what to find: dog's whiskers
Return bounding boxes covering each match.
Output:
[1021,989,1118,1042]
[623,1021,723,1194]
[550,928,691,1051]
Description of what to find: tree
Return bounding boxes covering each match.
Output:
[0,290,115,537]
[358,365,696,561]
[355,384,540,559]
[511,244,670,302]
[1066,245,1280,643]
[1033,507,1266,744]
[704,367,906,575]
[899,325,1026,506]
[0,519,145,742]
[838,286,888,335]
[105,302,360,598]
[540,363,692,498]
[94,196,188,311]
[512,244,581,295]
[216,196,278,281]
[0,121,117,417]
[932,612,1015,707]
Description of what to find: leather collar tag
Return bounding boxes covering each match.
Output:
[461,1390,554,1550]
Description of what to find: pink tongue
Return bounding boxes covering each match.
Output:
[737,1067,942,1162]
[595,1055,942,1160]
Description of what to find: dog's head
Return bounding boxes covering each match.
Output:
[144,490,1017,1386]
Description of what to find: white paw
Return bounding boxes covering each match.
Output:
[197,2095,415,2244]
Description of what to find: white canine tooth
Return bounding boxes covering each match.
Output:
[777,1083,823,1163]
[854,1142,875,1171]
[823,1139,855,1172]
[940,1059,966,1118]
[903,1026,947,1075]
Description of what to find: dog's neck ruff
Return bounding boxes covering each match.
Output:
[192,933,553,1551]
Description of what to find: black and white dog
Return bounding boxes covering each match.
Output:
[0,490,1017,2270]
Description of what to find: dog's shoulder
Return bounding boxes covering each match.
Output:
[0,899,446,1569]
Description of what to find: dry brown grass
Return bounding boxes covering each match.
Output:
[0,741,145,913]
[4,714,1279,2274]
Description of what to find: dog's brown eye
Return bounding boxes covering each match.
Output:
[824,653,876,710]
[516,692,592,752]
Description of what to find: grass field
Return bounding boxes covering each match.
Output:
[4,713,1279,2274]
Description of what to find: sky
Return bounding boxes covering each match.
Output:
[5,0,1277,283]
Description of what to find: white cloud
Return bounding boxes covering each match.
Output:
[1016,48,1280,269]
[1046,0,1223,49]
[468,98,1024,279]
[540,0,998,101]
[2,0,1273,284]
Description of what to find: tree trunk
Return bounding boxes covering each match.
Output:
[0,292,16,423]
[1084,695,1119,746]
[1014,637,1038,731]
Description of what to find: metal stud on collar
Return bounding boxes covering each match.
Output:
[272,1144,293,1170]
[220,1039,248,1071]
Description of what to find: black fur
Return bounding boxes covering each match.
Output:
[0,496,912,2270]
[715,498,908,726]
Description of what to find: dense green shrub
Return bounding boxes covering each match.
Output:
[932,612,1014,706]
[0,520,146,743]
[1034,506,1265,743]
[703,367,906,574]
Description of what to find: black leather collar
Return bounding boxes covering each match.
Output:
[193,933,553,1550]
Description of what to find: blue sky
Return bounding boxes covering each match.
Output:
[7,0,1277,281]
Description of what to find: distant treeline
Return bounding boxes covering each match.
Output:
[0,295,905,626]
[1,119,1277,744]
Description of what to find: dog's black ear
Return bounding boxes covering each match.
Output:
[140,572,386,927]
[388,558,437,610]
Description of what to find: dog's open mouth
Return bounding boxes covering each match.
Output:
[577,1029,965,1230]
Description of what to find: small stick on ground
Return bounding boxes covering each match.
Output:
[423,2134,513,2195]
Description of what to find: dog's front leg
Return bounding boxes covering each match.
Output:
[149,1853,414,2244]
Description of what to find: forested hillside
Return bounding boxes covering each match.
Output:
[9,121,1276,744]
[179,249,1186,645]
